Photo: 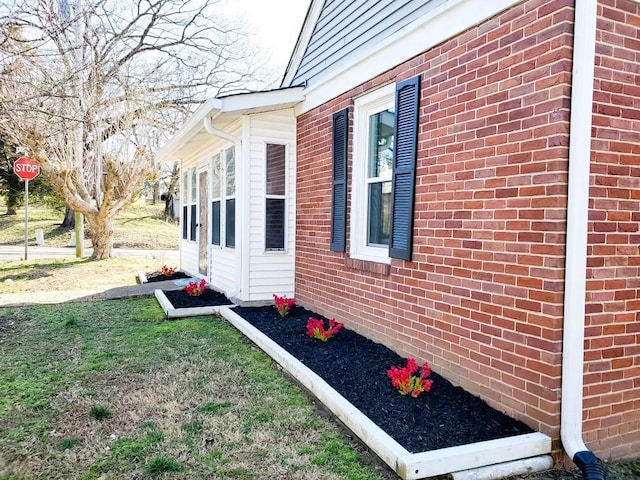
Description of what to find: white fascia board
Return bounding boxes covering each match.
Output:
[217,87,305,114]
[298,0,521,114]
[156,88,304,164]
[281,0,324,88]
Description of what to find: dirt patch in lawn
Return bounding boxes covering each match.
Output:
[0,313,18,341]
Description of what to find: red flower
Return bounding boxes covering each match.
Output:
[307,317,344,342]
[161,265,177,277]
[183,278,206,296]
[273,294,295,317]
[387,358,433,398]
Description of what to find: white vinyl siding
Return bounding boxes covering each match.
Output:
[175,109,296,302]
[179,124,241,292]
[245,110,296,299]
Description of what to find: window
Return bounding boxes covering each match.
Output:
[181,170,188,240]
[350,83,395,263]
[335,76,420,263]
[367,108,394,247]
[266,144,286,250]
[207,147,235,249]
[189,168,197,241]
[225,147,236,248]
[211,154,221,245]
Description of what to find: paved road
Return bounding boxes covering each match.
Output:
[0,244,179,262]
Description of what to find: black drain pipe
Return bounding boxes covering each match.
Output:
[573,452,606,480]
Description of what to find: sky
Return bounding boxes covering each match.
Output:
[225,0,311,77]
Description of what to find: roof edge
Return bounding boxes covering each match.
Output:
[280,0,324,88]
[156,87,304,164]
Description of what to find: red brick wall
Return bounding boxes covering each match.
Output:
[295,0,639,461]
[584,0,640,460]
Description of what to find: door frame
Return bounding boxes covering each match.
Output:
[197,166,209,277]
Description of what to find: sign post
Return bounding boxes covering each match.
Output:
[13,157,40,260]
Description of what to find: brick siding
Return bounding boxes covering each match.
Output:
[583,0,640,460]
[295,0,639,461]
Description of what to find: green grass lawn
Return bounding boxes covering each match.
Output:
[1,204,638,480]
[0,200,178,250]
[0,297,388,480]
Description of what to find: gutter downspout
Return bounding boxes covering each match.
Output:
[561,1,605,478]
[204,115,243,301]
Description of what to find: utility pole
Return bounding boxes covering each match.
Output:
[72,0,84,257]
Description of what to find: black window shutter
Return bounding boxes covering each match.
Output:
[389,75,420,261]
[330,108,349,252]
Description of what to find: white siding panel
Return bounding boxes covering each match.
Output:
[209,248,236,295]
[243,109,297,302]
[178,123,241,295]
[180,240,199,277]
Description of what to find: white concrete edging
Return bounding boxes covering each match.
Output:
[138,271,148,284]
[219,306,552,479]
[155,289,226,319]
[451,456,554,480]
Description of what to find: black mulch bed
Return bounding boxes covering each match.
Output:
[162,288,233,308]
[232,305,533,454]
[144,271,191,283]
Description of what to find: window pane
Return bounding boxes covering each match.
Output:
[190,168,197,202]
[190,204,197,241]
[266,198,285,250]
[182,205,188,240]
[266,144,286,195]
[182,171,188,201]
[367,180,391,246]
[211,154,221,198]
[368,108,394,180]
[211,201,220,245]
[225,198,235,248]
[225,148,235,196]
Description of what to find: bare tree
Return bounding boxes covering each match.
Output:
[0,0,267,259]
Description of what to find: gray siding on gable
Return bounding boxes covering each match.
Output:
[291,0,446,88]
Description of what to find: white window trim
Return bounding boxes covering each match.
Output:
[210,153,222,248]
[224,146,236,249]
[189,167,197,242]
[265,142,288,253]
[350,83,395,264]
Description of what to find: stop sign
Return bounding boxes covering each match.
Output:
[13,157,40,180]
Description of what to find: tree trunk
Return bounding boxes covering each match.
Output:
[152,181,160,204]
[61,206,75,228]
[5,190,19,215]
[88,216,114,260]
